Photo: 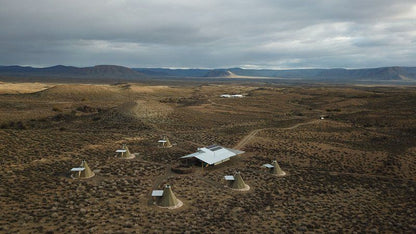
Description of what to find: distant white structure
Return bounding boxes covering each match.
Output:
[220,94,244,98]
[180,145,244,166]
[320,115,329,120]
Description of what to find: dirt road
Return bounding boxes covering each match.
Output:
[234,119,320,150]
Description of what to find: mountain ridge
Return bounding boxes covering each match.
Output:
[0,65,145,80]
[135,66,416,81]
[204,70,237,78]
[1,65,416,82]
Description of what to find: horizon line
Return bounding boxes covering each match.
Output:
[0,64,411,70]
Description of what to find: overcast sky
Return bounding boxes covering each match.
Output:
[0,0,415,69]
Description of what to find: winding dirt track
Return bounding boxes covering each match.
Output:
[234,119,320,150]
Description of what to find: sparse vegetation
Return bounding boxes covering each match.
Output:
[51,107,62,112]
[0,82,415,233]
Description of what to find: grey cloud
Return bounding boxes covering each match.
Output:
[0,0,415,68]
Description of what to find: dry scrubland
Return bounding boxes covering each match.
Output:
[0,82,415,233]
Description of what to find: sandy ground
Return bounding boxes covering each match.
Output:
[0,82,52,94]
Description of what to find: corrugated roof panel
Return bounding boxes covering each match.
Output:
[206,145,218,149]
[71,167,85,172]
[226,148,245,155]
[181,151,201,159]
[211,146,223,151]
[151,190,164,197]
[224,175,235,181]
[180,145,245,165]
[195,148,234,165]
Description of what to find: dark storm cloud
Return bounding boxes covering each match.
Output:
[0,0,415,68]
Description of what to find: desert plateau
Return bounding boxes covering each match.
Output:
[0,81,415,233]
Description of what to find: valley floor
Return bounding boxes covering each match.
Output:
[0,82,415,233]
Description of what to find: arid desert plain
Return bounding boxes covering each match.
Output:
[0,81,415,233]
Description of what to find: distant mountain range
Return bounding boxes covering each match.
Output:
[135,66,416,81]
[1,65,416,82]
[204,70,237,78]
[0,65,144,80]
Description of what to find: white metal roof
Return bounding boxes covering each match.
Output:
[71,167,85,172]
[151,190,164,197]
[116,149,127,153]
[263,163,274,168]
[180,145,244,165]
[158,140,167,143]
[220,94,244,98]
[224,175,235,181]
